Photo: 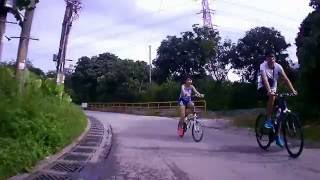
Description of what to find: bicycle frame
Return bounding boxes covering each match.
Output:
[274,94,293,134]
[186,112,198,130]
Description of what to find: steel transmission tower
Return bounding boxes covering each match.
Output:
[199,0,214,29]
[56,0,81,85]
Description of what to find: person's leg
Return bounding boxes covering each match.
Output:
[178,104,186,136]
[265,94,284,147]
[187,101,195,114]
[180,105,186,124]
[266,94,276,120]
[258,88,273,129]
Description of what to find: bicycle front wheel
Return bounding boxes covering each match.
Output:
[192,120,203,142]
[283,113,304,158]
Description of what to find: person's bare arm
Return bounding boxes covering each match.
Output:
[281,70,297,94]
[261,71,272,95]
[181,85,188,96]
[192,85,204,97]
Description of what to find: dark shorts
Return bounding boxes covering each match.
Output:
[257,87,269,102]
[257,87,279,106]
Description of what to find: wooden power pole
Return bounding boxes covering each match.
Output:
[56,0,81,85]
[0,6,7,61]
[149,45,152,83]
[15,7,35,80]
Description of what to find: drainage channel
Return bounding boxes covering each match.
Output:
[25,117,112,180]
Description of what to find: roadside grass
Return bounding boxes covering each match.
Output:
[0,68,87,179]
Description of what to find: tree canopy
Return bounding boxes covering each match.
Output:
[71,53,149,103]
[231,26,294,83]
[153,25,220,83]
[295,3,320,113]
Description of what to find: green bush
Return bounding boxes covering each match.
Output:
[141,81,180,102]
[195,80,258,110]
[139,79,259,111]
[0,67,87,179]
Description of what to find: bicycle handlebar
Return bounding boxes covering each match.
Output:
[192,94,205,98]
[276,93,297,98]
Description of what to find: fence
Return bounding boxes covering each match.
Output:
[85,100,207,112]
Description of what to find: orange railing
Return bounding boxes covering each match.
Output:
[84,100,206,112]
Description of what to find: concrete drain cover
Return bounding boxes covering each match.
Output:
[60,154,90,161]
[72,147,96,153]
[29,173,71,180]
[86,135,103,139]
[87,132,104,136]
[90,128,104,131]
[49,162,84,173]
[81,138,102,143]
[90,127,103,129]
[88,132,104,135]
[78,142,99,147]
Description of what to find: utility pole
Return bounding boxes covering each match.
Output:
[15,7,35,80]
[0,0,23,61]
[199,0,214,29]
[56,0,81,85]
[0,6,7,61]
[0,0,11,61]
[149,45,152,83]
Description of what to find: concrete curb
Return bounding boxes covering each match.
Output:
[9,117,114,180]
[9,118,91,180]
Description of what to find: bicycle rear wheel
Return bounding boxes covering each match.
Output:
[255,114,273,150]
[192,120,203,142]
[283,113,304,158]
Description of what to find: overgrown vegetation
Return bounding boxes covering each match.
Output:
[0,67,87,179]
[295,1,320,121]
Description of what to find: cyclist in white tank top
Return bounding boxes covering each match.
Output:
[178,77,204,136]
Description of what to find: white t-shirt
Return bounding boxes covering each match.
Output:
[257,61,284,91]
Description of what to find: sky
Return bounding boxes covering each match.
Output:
[2,0,313,76]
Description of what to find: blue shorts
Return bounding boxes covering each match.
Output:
[178,97,194,107]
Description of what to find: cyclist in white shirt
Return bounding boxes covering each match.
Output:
[257,51,297,147]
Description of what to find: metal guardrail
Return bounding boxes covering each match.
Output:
[85,100,207,112]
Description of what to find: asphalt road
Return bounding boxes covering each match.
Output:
[85,111,320,180]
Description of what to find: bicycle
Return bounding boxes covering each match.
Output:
[177,95,204,142]
[255,93,304,158]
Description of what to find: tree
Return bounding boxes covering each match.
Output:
[0,59,44,76]
[153,24,220,83]
[295,3,320,115]
[71,53,149,103]
[310,0,320,10]
[205,39,236,82]
[46,70,57,79]
[71,56,100,102]
[15,0,39,9]
[231,26,293,83]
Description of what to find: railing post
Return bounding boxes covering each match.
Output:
[204,100,207,112]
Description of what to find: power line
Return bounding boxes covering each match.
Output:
[73,1,200,38]
[69,11,199,48]
[216,0,299,23]
[214,9,298,34]
[73,0,299,41]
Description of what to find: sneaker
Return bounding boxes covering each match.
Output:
[275,136,284,148]
[264,119,273,129]
[178,127,184,137]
